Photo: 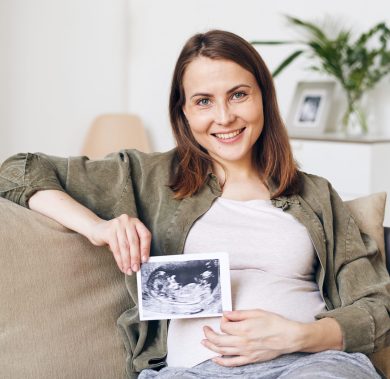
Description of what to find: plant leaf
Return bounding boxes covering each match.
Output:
[250,40,296,45]
[285,15,328,41]
[251,14,390,95]
[272,50,304,77]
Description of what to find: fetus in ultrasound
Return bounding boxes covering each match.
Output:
[141,259,222,317]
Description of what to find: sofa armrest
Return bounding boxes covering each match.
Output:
[370,227,390,379]
[385,227,390,274]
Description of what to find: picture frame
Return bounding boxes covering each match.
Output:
[137,252,232,321]
[286,81,335,135]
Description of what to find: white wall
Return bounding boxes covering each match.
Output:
[1,1,389,161]
[0,0,128,162]
[127,0,390,152]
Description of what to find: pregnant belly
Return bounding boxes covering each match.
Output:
[167,269,326,368]
[231,269,326,323]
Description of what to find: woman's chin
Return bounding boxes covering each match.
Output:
[209,149,253,167]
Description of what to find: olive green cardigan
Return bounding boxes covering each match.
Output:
[0,149,389,379]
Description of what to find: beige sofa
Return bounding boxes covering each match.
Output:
[0,193,389,379]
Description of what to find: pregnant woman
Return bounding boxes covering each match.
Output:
[0,30,389,378]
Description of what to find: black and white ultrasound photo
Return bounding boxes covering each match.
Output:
[137,253,231,320]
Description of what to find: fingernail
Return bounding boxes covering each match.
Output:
[126,268,132,276]
[132,264,139,272]
[142,256,147,263]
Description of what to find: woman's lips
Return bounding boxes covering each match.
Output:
[212,127,245,143]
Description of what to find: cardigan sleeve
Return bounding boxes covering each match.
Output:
[315,184,390,353]
[0,151,138,220]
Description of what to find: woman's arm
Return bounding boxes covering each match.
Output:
[29,189,102,241]
[1,152,151,274]
[315,183,390,353]
[29,190,151,275]
[300,317,343,352]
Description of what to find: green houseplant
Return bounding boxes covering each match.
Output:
[252,16,390,134]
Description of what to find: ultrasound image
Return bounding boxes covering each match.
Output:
[140,259,222,317]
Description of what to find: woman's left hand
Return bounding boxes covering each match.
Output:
[202,309,304,367]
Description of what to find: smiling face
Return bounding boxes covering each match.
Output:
[182,57,264,171]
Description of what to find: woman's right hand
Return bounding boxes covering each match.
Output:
[88,214,152,275]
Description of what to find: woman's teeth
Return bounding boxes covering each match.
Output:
[214,128,244,140]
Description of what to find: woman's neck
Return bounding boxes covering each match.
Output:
[212,162,270,201]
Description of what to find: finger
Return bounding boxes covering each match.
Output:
[223,309,263,321]
[203,326,243,347]
[201,339,240,356]
[220,311,266,336]
[117,227,132,275]
[212,355,252,367]
[135,221,151,263]
[126,223,141,272]
[214,350,281,367]
[108,234,125,273]
[219,319,248,336]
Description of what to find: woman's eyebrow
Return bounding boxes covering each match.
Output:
[227,84,252,94]
[190,84,252,100]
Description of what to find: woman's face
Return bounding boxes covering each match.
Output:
[182,57,264,170]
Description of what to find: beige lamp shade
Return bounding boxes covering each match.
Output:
[81,114,152,159]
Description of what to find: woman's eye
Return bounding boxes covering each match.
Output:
[232,92,246,100]
[197,98,210,106]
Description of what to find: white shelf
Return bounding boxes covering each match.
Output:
[290,136,390,226]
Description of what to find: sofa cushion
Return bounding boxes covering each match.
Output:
[0,198,129,379]
[345,192,387,262]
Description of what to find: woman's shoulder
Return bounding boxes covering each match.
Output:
[105,148,178,177]
[120,148,177,167]
[298,171,332,192]
[115,148,179,189]
[297,169,356,229]
[297,170,342,211]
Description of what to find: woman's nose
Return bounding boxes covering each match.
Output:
[214,103,235,125]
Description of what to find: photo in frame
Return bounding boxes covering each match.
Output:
[286,81,335,135]
[137,252,232,321]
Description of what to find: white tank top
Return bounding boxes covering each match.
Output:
[166,197,326,368]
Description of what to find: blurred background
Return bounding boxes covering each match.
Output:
[1,0,389,161]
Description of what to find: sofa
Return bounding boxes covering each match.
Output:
[0,192,389,379]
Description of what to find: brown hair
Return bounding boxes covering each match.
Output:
[169,29,300,199]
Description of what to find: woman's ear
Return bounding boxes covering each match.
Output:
[182,107,189,125]
[182,105,188,120]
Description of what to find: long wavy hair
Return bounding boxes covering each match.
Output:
[169,29,300,199]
